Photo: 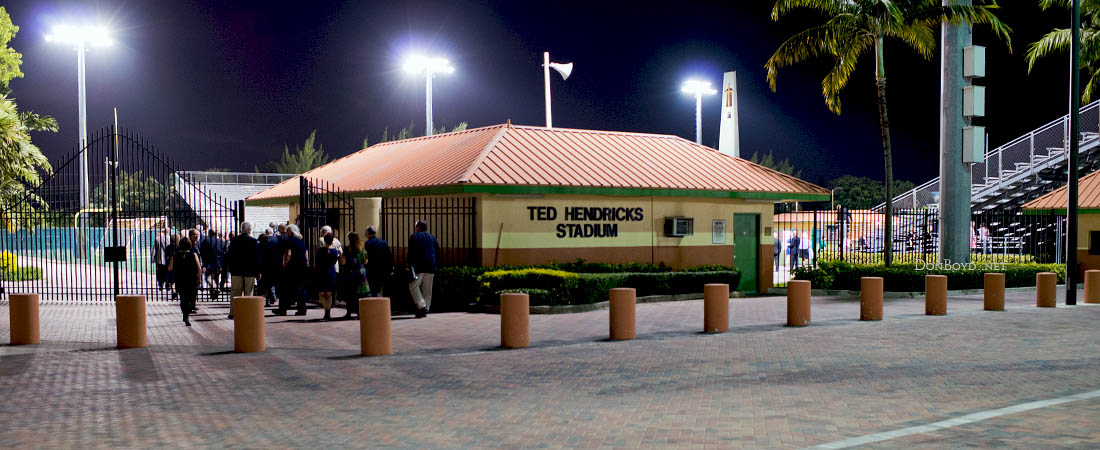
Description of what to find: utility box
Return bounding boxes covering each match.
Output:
[963,126,985,163]
[964,46,985,78]
[964,85,985,117]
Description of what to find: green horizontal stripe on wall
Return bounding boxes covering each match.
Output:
[1022,208,1100,215]
[245,184,829,205]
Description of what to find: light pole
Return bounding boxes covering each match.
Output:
[403,55,454,137]
[45,25,113,217]
[681,79,716,145]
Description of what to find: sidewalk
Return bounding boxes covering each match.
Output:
[1,289,1099,448]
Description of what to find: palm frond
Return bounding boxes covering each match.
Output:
[765,23,860,91]
[771,0,852,20]
[1026,28,1071,73]
[822,35,873,114]
[886,23,936,60]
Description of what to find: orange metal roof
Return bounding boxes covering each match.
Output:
[1023,170,1100,210]
[248,124,829,201]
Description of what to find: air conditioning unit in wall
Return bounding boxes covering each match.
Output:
[664,217,694,237]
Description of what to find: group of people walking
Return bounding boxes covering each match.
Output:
[152,220,439,326]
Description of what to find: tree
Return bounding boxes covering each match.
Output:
[377,121,468,143]
[748,150,802,178]
[0,7,57,229]
[1027,0,1100,101]
[91,171,174,212]
[765,0,1010,266]
[830,175,915,210]
[263,130,330,174]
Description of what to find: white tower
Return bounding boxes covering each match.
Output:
[717,71,740,158]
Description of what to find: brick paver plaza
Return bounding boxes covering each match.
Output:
[2,289,1099,448]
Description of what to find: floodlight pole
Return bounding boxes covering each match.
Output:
[425,68,434,137]
[77,40,89,216]
[544,52,553,128]
[1068,0,1081,305]
[938,0,973,265]
[694,93,703,145]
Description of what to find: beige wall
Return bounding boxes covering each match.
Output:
[477,193,773,268]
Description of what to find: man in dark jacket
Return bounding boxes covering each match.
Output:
[407,220,439,318]
[200,228,225,298]
[257,228,280,306]
[788,233,801,269]
[226,222,260,319]
[363,226,393,297]
[275,224,309,316]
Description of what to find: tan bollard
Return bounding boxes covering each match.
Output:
[860,277,884,321]
[1086,270,1100,304]
[984,273,1005,311]
[609,288,636,340]
[9,293,40,345]
[360,297,392,356]
[115,295,147,349]
[1036,272,1057,308]
[500,293,529,349]
[925,275,947,316]
[703,284,730,333]
[787,280,811,326]
[233,296,265,353]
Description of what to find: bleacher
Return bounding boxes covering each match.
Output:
[175,171,295,232]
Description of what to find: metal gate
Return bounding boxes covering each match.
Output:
[1,127,241,300]
[297,177,356,266]
[380,196,478,267]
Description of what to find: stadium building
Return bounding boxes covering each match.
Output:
[247,123,829,292]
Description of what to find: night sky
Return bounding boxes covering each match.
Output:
[2,1,1076,187]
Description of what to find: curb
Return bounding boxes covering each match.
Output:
[767,284,1069,298]
[473,291,752,315]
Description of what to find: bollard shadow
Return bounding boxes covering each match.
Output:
[0,353,36,377]
[118,348,161,383]
[327,354,369,360]
[200,350,237,356]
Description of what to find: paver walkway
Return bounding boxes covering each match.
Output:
[1,289,1098,448]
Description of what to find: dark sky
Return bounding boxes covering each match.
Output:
[2,1,1076,187]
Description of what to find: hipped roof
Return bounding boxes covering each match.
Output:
[1023,170,1100,212]
[248,124,829,203]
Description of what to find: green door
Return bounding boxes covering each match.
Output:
[733,213,759,292]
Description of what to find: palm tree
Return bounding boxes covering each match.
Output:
[765,0,1010,266]
[1027,0,1100,101]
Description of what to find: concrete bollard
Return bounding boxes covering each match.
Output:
[1086,270,1100,304]
[360,297,392,356]
[115,295,147,349]
[787,280,811,327]
[9,293,40,345]
[609,288,636,340]
[1036,272,1057,308]
[233,296,265,353]
[703,283,730,334]
[925,275,947,316]
[500,293,529,349]
[984,273,1005,311]
[860,277,884,321]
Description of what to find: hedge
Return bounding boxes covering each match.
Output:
[792,261,1066,291]
[477,269,741,306]
[0,266,43,282]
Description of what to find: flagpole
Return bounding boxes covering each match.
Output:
[544,51,552,128]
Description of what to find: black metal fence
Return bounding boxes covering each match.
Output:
[772,207,1066,285]
[1,127,242,300]
[380,196,478,267]
[297,177,357,267]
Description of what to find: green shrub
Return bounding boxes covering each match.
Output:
[793,260,1065,291]
[543,259,672,273]
[497,288,552,305]
[0,266,42,282]
[680,264,736,272]
[476,269,741,306]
